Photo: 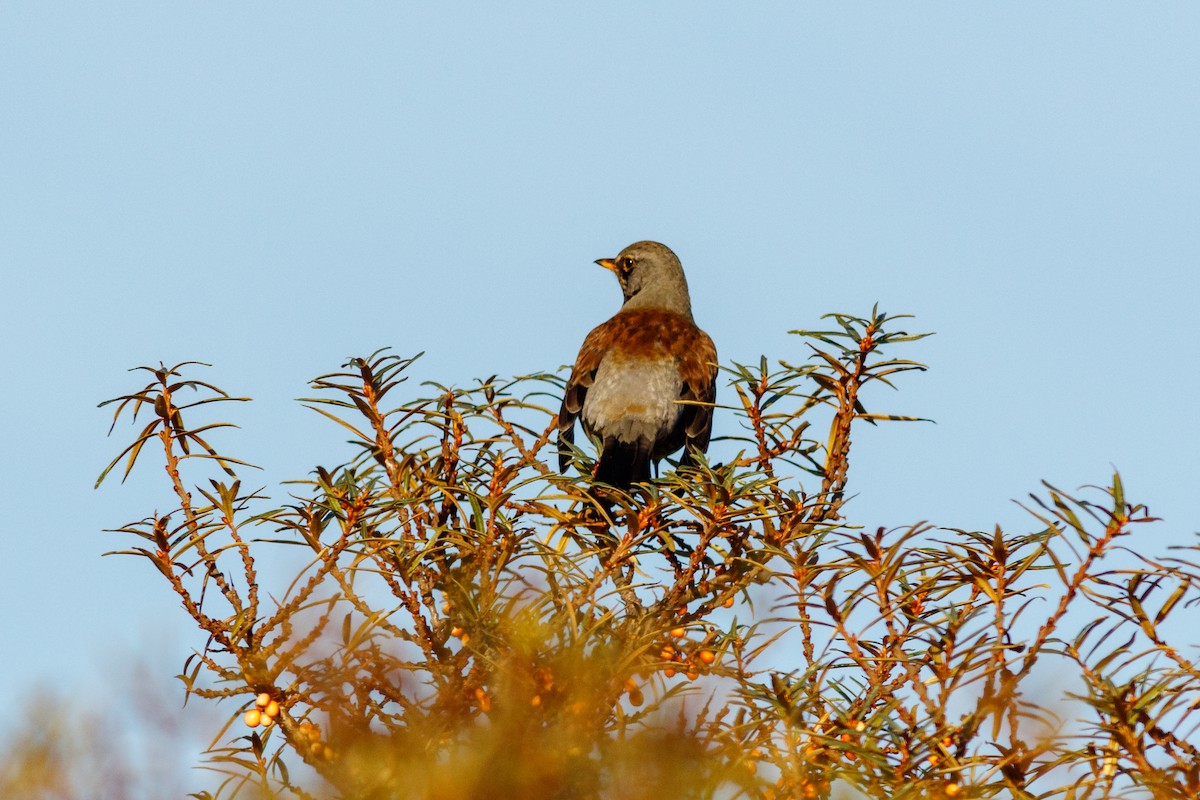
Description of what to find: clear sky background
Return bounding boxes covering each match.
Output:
[2,0,1198,762]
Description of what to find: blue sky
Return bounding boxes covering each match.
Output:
[2,2,1198,742]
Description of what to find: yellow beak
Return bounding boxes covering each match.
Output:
[595,258,617,272]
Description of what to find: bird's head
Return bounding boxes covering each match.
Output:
[596,240,692,314]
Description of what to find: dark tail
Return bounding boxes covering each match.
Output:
[593,438,652,489]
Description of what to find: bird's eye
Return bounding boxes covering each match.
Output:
[618,257,634,273]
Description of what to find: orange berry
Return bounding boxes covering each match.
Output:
[531,695,542,708]
[698,650,716,665]
[310,742,323,759]
[260,714,273,728]
[670,627,686,639]
[685,671,699,681]
[664,668,676,678]
[264,700,280,719]
[945,784,961,797]
[243,709,262,728]
[450,626,464,638]
[255,693,271,709]
[723,596,735,608]
[628,688,644,707]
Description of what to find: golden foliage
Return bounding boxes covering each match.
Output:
[87,309,1199,799]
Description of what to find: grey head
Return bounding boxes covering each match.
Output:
[595,240,693,316]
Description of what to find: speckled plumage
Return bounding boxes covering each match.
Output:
[558,241,718,488]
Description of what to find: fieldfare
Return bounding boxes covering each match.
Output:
[557,241,718,489]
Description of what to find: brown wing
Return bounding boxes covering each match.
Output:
[676,328,718,467]
[557,320,618,473]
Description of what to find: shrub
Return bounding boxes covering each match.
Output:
[95,308,1199,799]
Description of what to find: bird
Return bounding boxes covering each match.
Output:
[557,241,718,489]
